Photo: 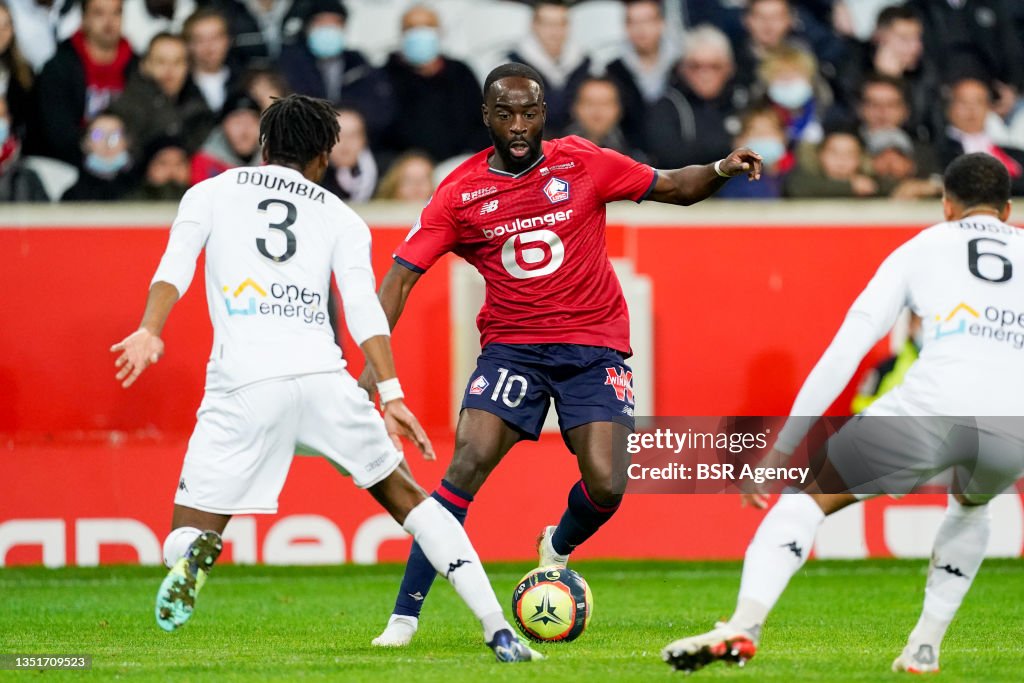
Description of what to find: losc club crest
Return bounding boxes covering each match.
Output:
[542,177,570,204]
[469,375,490,395]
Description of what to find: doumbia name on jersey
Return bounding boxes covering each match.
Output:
[236,170,326,203]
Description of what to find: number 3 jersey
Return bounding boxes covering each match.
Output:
[151,165,390,392]
[394,136,658,356]
[777,216,1024,452]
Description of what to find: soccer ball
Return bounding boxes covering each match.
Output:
[511,566,593,642]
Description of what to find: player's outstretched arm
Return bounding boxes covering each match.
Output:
[648,147,763,206]
[358,262,422,397]
[359,334,435,461]
[110,282,179,388]
[378,262,422,331]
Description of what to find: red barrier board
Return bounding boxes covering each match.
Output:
[3,223,1022,565]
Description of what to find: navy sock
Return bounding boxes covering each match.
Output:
[551,480,621,556]
[392,479,473,618]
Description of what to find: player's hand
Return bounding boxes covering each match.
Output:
[720,147,763,181]
[357,365,378,401]
[739,446,786,509]
[740,491,771,509]
[110,328,164,388]
[382,399,435,461]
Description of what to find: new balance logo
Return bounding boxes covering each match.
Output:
[781,541,803,559]
[479,199,499,215]
[937,563,967,578]
[446,559,472,577]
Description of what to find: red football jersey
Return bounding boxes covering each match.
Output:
[394,136,657,355]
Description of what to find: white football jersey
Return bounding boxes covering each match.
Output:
[858,215,1024,416]
[778,214,1024,452]
[152,165,389,392]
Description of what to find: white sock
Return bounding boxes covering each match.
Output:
[162,526,202,568]
[730,492,825,639]
[908,496,990,653]
[402,498,508,642]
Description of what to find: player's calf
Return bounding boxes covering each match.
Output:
[546,480,621,564]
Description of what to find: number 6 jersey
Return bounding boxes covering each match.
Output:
[394,136,658,356]
[776,215,1024,452]
[151,165,390,392]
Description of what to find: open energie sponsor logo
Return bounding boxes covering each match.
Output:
[222,278,327,325]
[934,301,1024,350]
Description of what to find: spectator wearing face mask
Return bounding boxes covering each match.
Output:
[716,106,787,200]
[62,110,138,200]
[190,93,261,182]
[129,134,190,200]
[756,44,831,171]
[785,128,878,198]
[380,4,486,163]
[0,94,47,201]
[320,106,376,203]
[109,32,214,157]
[507,0,590,135]
[279,0,394,144]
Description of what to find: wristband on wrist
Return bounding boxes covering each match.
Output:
[713,159,731,178]
[376,378,404,404]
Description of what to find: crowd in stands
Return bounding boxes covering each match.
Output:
[2,0,1024,203]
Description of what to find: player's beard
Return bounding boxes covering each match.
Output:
[492,131,543,174]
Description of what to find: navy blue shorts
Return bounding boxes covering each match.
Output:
[461,344,635,445]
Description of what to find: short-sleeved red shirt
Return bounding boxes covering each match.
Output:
[394,136,657,355]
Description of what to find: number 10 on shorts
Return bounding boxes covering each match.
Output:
[492,368,528,408]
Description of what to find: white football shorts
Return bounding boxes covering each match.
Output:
[174,371,403,514]
[827,391,1024,503]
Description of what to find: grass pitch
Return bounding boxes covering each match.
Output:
[1,559,1021,681]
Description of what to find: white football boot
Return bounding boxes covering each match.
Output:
[371,615,418,647]
[892,642,941,674]
[536,526,569,568]
[662,621,758,673]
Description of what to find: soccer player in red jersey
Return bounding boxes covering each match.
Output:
[367,62,762,646]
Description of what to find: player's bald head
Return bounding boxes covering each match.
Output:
[483,62,545,102]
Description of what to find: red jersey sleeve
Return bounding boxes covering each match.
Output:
[392,184,459,273]
[561,135,657,204]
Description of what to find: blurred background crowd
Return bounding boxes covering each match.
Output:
[2,0,1023,203]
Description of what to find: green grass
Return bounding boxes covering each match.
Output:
[1,559,1022,681]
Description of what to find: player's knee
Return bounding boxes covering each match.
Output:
[583,479,621,508]
[444,444,500,493]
